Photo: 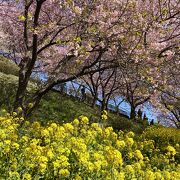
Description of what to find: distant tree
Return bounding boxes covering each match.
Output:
[150,51,180,128]
[116,61,152,119]
[82,66,119,110]
[159,94,180,128]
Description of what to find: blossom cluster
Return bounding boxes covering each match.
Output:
[0,113,179,179]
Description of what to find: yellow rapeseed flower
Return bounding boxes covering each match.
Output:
[167,145,176,156]
[126,137,134,147]
[47,149,54,159]
[41,129,50,137]
[9,171,20,179]
[23,173,32,180]
[0,129,6,139]
[134,150,143,160]
[12,112,17,117]
[155,171,162,180]
[118,172,125,180]
[116,140,126,149]
[39,163,47,173]
[126,131,135,138]
[59,169,70,177]
[0,113,179,179]
[133,162,141,171]
[64,123,74,133]
[125,165,134,174]
[80,116,89,124]
[145,170,155,180]
[12,142,20,150]
[86,162,94,172]
[50,122,58,129]
[102,110,108,115]
[75,175,82,180]
[72,118,80,126]
[4,139,11,145]
[101,114,108,120]
[17,107,23,113]
[32,121,41,129]
[163,171,171,180]
[94,161,102,171]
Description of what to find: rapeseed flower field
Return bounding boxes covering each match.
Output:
[0,111,179,179]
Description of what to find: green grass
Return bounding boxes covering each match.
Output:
[29,91,145,133]
[0,55,19,76]
[141,125,180,147]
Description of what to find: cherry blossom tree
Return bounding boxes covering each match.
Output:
[0,0,179,117]
[0,0,126,114]
[115,60,152,119]
[159,94,180,128]
[153,52,180,128]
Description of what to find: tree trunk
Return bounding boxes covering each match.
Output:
[130,106,136,119]
[91,94,97,108]
[115,106,120,114]
[14,56,35,113]
[14,62,30,111]
[101,99,107,111]
[24,82,55,117]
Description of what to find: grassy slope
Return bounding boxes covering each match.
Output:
[0,55,19,76]
[30,91,145,133]
[0,55,147,133]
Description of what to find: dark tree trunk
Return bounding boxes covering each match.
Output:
[101,99,108,111]
[115,106,119,114]
[91,97,96,108]
[24,82,55,117]
[91,93,98,108]
[14,1,45,114]
[130,106,136,119]
[14,76,26,108]
[14,57,31,111]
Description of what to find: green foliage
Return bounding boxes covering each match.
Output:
[141,125,180,147]
[141,125,180,164]
[0,56,19,110]
[0,72,18,110]
[110,116,144,134]
[0,72,37,110]
[0,56,19,76]
[30,92,102,125]
[30,91,143,133]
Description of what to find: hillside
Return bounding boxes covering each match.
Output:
[0,56,164,134]
[0,56,147,133]
[0,56,37,111]
[29,91,146,133]
[0,56,180,179]
[0,55,19,76]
